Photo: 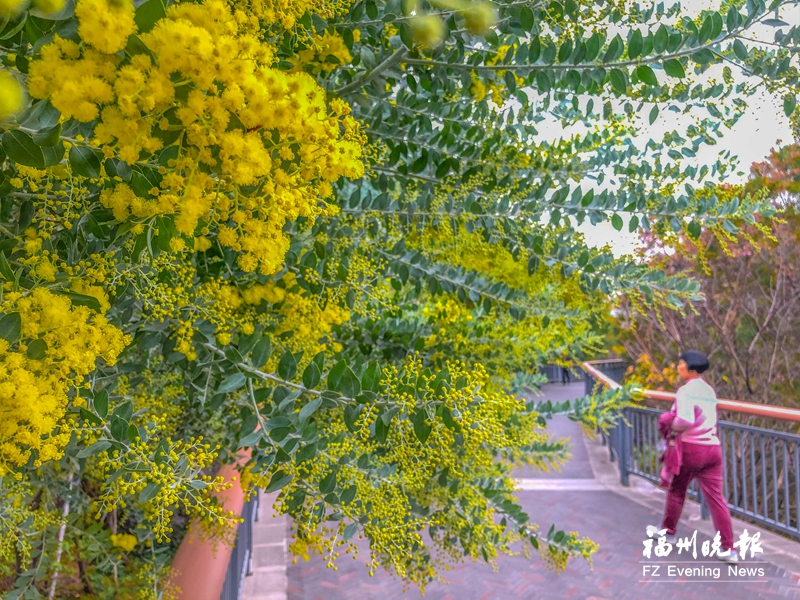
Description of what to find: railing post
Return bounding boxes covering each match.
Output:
[609,419,617,463]
[619,408,630,486]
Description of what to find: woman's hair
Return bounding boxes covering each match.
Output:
[679,350,710,374]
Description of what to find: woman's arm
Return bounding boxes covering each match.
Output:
[671,414,694,432]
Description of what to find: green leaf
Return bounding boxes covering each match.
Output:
[628,29,643,59]
[2,131,45,168]
[361,361,382,393]
[139,482,162,504]
[106,158,132,181]
[692,49,715,64]
[343,522,358,540]
[56,291,102,311]
[519,6,534,31]
[733,39,748,61]
[298,397,322,424]
[135,0,166,33]
[611,213,623,231]
[80,408,103,427]
[0,312,21,344]
[375,412,389,442]
[726,7,740,32]
[413,409,432,443]
[604,34,622,62]
[340,485,358,504]
[42,143,65,167]
[295,443,317,464]
[662,58,685,78]
[238,430,263,448]
[320,471,336,494]
[26,338,47,360]
[784,94,796,117]
[77,440,111,459]
[380,406,401,426]
[528,36,540,62]
[265,470,293,493]
[653,25,668,53]
[441,406,458,430]
[94,390,109,418]
[217,373,246,394]
[609,69,627,93]
[687,220,702,239]
[33,123,62,147]
[648,105,659,125]
[251,337,272,368]
[69,146,102,178]
[698,15,713,43]
[302,361,321,389]
[636,65,658,86]
[410,152,428,173]
[327,360,361,398]
[114,401,133,423]
[278,350,298,380]
[344,404,361,433]
[19,100,60,129]
[0,252,14,281]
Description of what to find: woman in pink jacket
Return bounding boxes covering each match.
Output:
[649,350,739,563]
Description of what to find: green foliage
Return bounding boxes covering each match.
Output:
[0,0,798,596]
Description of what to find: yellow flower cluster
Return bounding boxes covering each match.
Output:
[293,30,353,75]
[75,0,136,54]
[94,436,236,543]
[110,532,138,552]
[0,288,129,475]
[28,0,366,276]
[623,353,680,391]
[199,273,350,366]
[0,479,59,573]
[269,353,556,589]
[231,0,353,30]
[481,44,524,107]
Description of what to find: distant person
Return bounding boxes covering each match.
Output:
[561,365,570,385]
[649,350,739,562]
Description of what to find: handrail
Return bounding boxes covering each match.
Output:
[581,360,800,423]
[170,448,252,599]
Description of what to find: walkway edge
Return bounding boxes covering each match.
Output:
[581,429,800,579]
[242,491,288,600]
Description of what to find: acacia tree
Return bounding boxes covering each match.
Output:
[0,0,798,596]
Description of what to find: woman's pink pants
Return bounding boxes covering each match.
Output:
[661,441,735,550]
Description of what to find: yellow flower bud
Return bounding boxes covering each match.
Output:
[31,0,65,14]
[409,14,446,48]
[0,71,24,119]
[0,0,27,16]
[461,2,496,36]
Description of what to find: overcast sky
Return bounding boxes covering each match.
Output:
[573,3,798,257]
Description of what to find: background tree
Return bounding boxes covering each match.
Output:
[616,142,800,429]
[0,0,798,597]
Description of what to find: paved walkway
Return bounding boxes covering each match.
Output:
[246,383,800,600]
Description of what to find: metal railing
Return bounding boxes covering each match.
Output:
[539,364,585,383]
[582,360,800,542]
[220,489,259,600]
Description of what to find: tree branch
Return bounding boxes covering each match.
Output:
[336,47,409,95]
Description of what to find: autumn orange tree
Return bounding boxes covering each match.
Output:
[616,142,800,424]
